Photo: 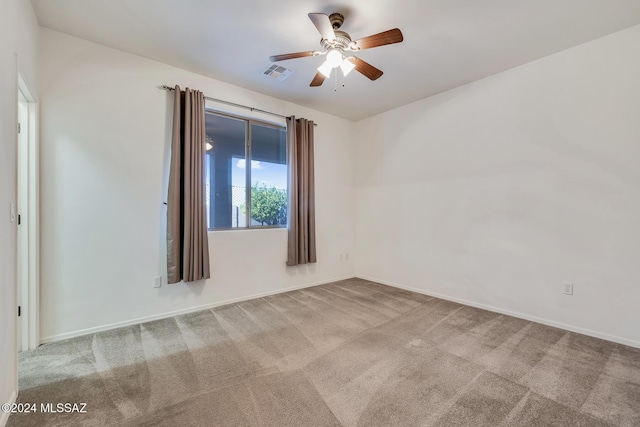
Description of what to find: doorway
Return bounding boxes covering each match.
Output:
[17,75,39,351]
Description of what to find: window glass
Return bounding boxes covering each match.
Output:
[204,111,287,229]
[205,113,246,229]
[249,123,287,226]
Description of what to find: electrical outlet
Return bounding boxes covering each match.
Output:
[562,282,573,295]
[344,252,349,261]
[153,276,162,288]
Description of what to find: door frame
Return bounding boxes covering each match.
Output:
[17,73,39,351]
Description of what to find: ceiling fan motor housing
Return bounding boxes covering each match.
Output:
[321,30,354,52]
[329,13,344,29]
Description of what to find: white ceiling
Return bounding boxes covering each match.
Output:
[31,0,640,121]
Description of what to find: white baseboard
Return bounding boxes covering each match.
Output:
[0,390,17,427]
[40,275,356,344]
[356,274,640,349]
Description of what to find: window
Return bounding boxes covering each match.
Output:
[204,110,287,230]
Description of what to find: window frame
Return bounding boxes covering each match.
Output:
[205,108,288,231]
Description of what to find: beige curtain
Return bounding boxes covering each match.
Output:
[167,85,210,283]
[286,116,316,266]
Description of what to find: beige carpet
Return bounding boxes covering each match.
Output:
[8,278,640,426]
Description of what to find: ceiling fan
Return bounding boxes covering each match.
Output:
[269,12,404,87]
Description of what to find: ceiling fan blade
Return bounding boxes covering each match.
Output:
[310,71,326,87]
[308,13,336,41]
[269,51,316,62]
[353,28,403,50]
[351,57,383,80]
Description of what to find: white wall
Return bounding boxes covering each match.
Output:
[355,25,640,347]
[37,20,640,348]
[0,0,39,423]
[39,28,355,341]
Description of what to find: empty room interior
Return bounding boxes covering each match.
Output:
[2,0,640,426]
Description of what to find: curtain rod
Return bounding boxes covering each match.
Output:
[160,85,317,126]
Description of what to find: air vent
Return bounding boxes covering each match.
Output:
[263,64,294,81]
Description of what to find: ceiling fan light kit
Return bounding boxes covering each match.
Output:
[269,12,403,87]
[340,57,356,76]
[317,48,354,78]
[317,60,334,78]
[326,49,343,67]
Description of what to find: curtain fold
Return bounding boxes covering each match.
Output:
[286,116,316,266]
[167,85,210,283]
